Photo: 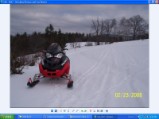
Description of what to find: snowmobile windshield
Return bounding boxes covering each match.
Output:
[47,43,62,55]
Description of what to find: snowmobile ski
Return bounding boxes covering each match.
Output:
[27,78,39,87]
[63,74,73,88]
[27,74,43,88]
[67,80,73,88]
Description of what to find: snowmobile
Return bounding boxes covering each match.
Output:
[27,43,73,88]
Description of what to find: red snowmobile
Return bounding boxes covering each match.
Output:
[27,43,73,88]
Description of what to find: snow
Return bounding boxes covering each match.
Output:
[10,40,149,108]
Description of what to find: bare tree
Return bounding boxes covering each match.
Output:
[100,20,105,35]
[91,18,101,45]
[91,18,117,44]
[103,19,117,36]
[128,15,148,39]
[119,17,130,36]
[89,15,148,43]
[91,18,100,36]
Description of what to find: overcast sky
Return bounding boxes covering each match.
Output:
[11,5,149,35]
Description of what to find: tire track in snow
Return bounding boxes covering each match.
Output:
[80,49,112,106]
[75,47,109,86]
[68,46,111,105]
[79,49,110,86]
[71,47,105,79]
[62,46,110,105]
[68,46,106,81]
[98,47,147,107]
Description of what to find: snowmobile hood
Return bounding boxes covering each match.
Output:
[47,43,62,55]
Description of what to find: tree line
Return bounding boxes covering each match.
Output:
[90,15,148,45]
[11,15,148,57]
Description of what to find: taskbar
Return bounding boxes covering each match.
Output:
[0,114,159,119]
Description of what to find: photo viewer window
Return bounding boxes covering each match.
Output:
[0,0,159,119]
[10,5,149,108]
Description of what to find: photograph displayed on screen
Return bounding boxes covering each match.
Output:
[10,5,149,108]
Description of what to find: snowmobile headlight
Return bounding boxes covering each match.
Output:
[46,53,53,58]
[54,53,63,59]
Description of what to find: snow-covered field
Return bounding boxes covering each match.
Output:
[10,40,149,108]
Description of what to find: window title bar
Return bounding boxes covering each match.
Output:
[0,0,159,4]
